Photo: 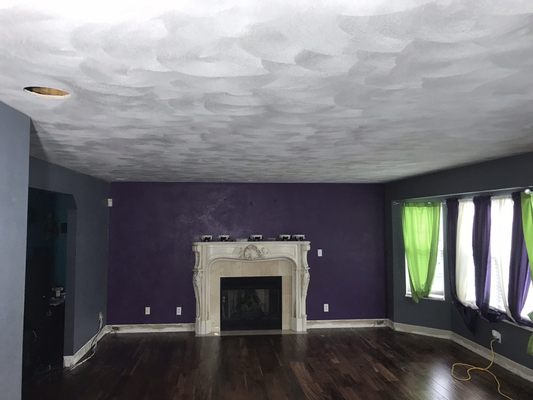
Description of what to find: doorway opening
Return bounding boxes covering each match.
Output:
[22,188,76,382]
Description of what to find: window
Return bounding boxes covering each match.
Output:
[402,193,533,327]
[405,205,445,299]
[488,196,513,314]
[456,199,477,307]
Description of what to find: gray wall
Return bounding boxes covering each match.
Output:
[385,152,533,369]
[29,157,109,355]
[0,103,30,400]
[389,203,452,330]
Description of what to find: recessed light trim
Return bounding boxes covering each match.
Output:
[24,86,70,97]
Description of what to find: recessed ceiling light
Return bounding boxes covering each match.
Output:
[24,86,70,97]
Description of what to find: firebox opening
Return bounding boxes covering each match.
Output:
[220,276,282,331]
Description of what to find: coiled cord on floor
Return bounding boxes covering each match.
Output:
[451,339,513,400]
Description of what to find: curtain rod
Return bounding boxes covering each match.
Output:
[392,186,532,205]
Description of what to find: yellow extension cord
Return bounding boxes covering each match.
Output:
[451,339,513,400]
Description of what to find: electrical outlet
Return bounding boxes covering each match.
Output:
[491,330,501,343]
[176,306,182,316]
[317,249,323,257]
[145,306,151,315]
[324,303,329,312]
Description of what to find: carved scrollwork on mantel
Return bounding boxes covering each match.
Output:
[236,244,270,260]
[192,269,202,318]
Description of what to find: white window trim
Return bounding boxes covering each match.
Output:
[404,292,446,301]
[502,319,533,333]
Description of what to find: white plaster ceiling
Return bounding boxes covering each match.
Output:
[1,0,533,182]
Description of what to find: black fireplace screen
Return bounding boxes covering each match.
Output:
[220,276,282,331]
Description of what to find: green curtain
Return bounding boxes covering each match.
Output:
[521,193,533,277]
[402,202,441,303]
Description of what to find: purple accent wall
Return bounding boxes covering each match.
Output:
[107,183,385,324]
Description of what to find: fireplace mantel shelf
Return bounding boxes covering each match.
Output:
[192,241,311,335]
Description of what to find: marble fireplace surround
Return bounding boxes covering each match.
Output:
[192,241,310,335]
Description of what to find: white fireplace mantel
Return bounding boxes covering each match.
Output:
[192,241,311,335]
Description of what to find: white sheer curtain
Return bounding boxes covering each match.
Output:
[489,196,514,318]
[456,199,477,307]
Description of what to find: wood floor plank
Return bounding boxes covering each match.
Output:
[23,328,533,400]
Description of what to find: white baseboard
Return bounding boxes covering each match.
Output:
[109,323,195,334]
[63,320,385,366]
[390,321,533,383]
[307,318,390,329]
[391,321,453,340]
[450,332,533,383]
[63,325,112,368]
[62,319,533,384]
[63,323,194,367]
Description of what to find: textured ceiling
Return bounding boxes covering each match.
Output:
[1,1,533,182]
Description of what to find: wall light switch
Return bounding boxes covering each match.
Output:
[318,249,323,257]
[324,303,329,312]
[176,306,182,316]
[145,306,151,315]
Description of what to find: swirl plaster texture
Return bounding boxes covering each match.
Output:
[1,1,533,182]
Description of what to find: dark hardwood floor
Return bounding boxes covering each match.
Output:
[23,328,533,400]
